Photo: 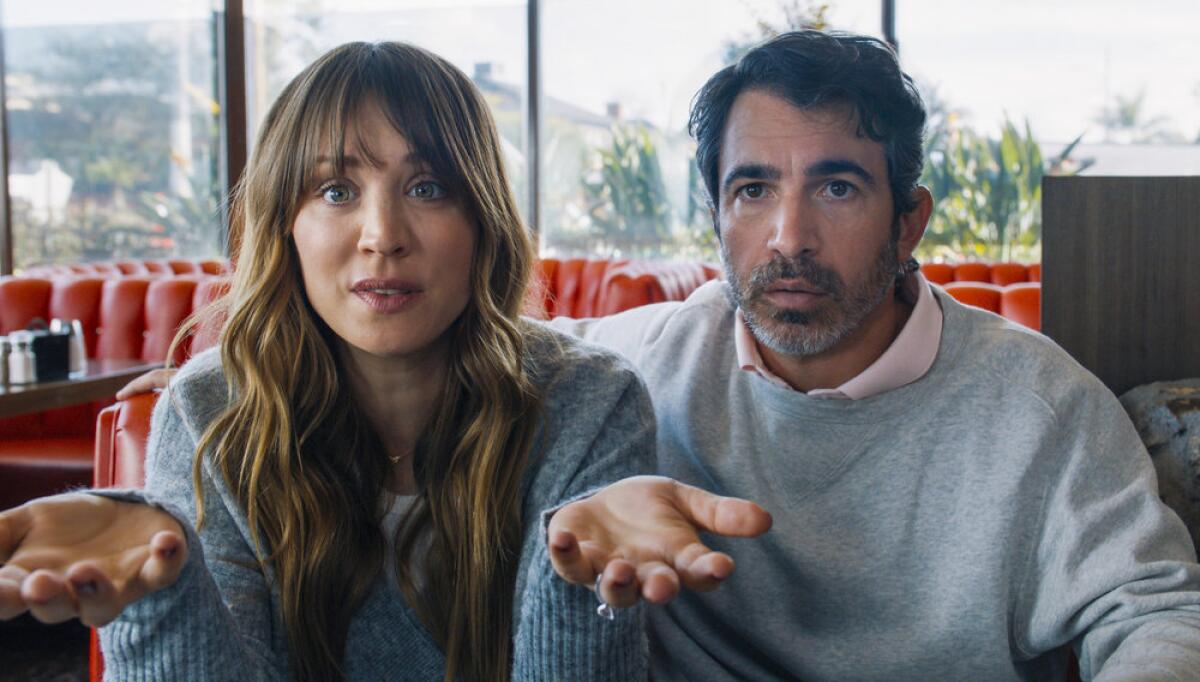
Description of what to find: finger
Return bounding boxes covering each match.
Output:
[0,564,31,620]
[133,531,187,594]
[0,505,31,562]
[677,549,735,593]
[598,559,639,609]
[670,482,773,537]
[547,529,597,586]
[67,564,122,628]
[23,569,79,624]
[115,369,174,400]
[636,560,681,605]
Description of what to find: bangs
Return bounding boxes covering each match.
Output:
[287,43,472,205]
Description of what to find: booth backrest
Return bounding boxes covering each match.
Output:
[920,261,1040,287]
[20,258,229,279]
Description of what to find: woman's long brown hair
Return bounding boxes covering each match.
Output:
[174,42,540,681]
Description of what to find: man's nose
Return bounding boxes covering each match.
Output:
[357,194,410,256]
[766,199,820,259]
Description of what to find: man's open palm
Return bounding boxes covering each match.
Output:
[547,475,772,609]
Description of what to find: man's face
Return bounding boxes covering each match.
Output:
[716,89,901,357]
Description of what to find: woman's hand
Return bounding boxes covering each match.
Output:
[547,475,772,610]
[0,493,188,627]
[115,368,176,400]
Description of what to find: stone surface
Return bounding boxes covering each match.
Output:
[1120,378,1200,555]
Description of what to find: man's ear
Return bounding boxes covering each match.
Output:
[897,186,933,262]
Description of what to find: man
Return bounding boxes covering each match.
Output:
[545,29,1200,681]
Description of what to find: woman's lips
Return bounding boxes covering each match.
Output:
[351,279,423,314]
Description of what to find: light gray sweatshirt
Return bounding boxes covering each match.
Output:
[554,280,1200,682]
[97,325,654,681]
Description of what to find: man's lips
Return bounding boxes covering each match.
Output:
[761,279,828,308]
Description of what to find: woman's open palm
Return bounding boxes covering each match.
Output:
[0,493,187,627]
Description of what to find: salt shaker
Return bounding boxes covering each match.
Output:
[8,330,36,384]
[0,336,9,386]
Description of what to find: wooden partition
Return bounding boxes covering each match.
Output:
[1041,176,1200,395]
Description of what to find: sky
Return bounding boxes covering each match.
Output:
[5,0,1198,145]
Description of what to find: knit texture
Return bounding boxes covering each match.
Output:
[554,280,1200,682]
[96,322,654,681]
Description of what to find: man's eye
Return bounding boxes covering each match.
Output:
[409,180,446,200]
[827,180,854,198]
[738,183,765,199]
[321,184,352,204]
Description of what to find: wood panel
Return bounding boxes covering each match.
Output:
[1042,176,1200,396]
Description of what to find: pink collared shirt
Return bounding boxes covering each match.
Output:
[734,272,943,399]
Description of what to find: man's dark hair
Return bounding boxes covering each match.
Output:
[689,30,926,226]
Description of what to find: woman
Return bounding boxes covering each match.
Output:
[0,42,652,681]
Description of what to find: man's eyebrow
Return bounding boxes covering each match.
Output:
[806,159,876,186]
[721,163,781,194]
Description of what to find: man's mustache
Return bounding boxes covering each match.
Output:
[747,256,844,300]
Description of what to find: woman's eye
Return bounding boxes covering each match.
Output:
[409,180,446,200]
[826,180,854,198]
[321,184,353,204]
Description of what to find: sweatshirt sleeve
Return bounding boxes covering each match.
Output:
[1013,379,1200,681]
[96,390,289,681]
[510,353,656,681]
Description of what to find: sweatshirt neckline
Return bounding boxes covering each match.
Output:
[741,287,969,424]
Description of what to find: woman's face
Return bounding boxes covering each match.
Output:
[291,102,476,363]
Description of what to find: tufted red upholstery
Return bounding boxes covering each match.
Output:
[93,393,155,490]
[598,260,719,317]
[0,277,52,332]
[143,279,200,366]
[943,281,1002,313]
[952,262,992,283]
[989,262,1029,287]
[920,263,955,285]
[1028,263,1041,282]
[189,278,231,355]
[1000,282,1042,331]
[49,278,105,357]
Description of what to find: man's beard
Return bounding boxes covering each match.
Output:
[723,236,899,358]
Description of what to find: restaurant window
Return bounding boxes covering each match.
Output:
[897,0,1200,261]
[242,0,530,218]
[538,0,881,261]
[3,0,224,272]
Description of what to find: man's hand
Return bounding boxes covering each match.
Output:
[547,475,772,609]
[0,494,188,627]
[115,368,176,400]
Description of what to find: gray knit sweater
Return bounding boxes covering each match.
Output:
[97,324,654,681]
[554,280,1200,682]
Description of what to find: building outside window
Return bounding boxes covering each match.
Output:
[3,0,223,272]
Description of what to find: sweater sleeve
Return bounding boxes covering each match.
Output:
[1013,380,1200,681]
[96,390,289,681]
[510,357,656,681]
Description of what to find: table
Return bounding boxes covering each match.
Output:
[0,359,162,419]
